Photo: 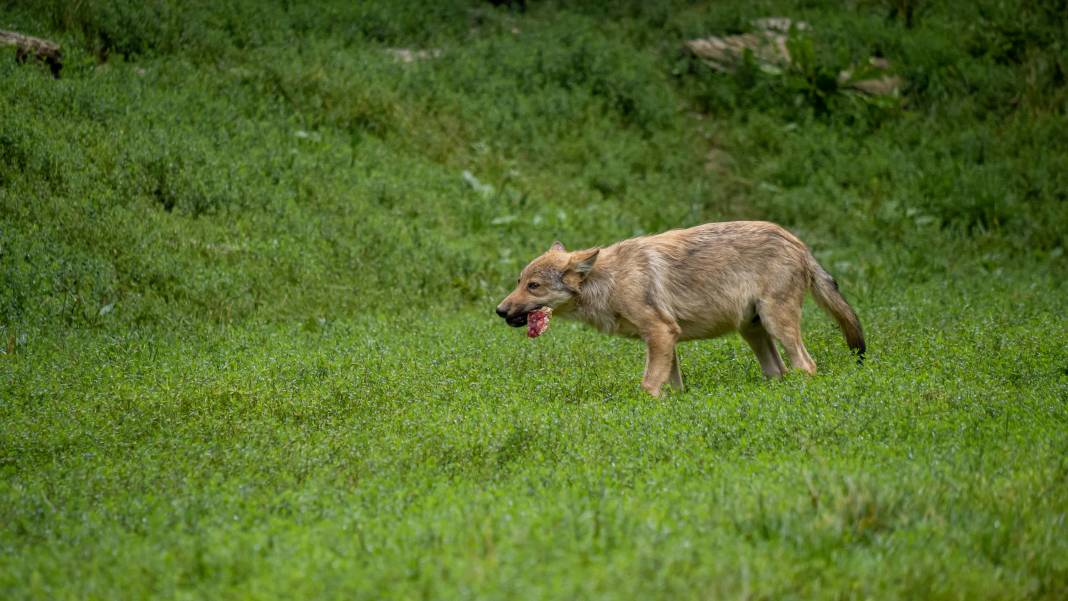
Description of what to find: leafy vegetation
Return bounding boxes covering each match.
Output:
[1,0,1066,598]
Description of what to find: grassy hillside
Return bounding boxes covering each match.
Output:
[2,1,1067,599]
[2,0,1065,331]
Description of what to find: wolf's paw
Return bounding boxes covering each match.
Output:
[640,382,663,398]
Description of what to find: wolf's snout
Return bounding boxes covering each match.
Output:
[497,302,528,327]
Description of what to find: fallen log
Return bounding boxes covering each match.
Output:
[686,19,904,98]
[0,30,62,77]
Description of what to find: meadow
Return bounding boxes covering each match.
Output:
[2,0,1067,598]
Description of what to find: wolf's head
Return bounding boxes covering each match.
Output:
[495,241,599,327]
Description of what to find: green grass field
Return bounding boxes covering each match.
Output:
[2,1,1067,598]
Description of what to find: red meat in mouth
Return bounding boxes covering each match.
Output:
[527,308,552,338]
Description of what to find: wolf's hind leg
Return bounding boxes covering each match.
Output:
[759,301,817,375]
[739,322,786,378]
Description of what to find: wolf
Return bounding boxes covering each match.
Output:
[495,221,865,397]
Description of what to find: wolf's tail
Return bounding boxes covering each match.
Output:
[807,254,866,363]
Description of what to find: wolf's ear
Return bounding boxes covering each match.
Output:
[569,248,599,276]
[550,240,566,252]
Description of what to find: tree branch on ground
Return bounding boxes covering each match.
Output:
[1,30,62,78]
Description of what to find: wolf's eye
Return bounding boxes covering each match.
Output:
[527,282,540,290]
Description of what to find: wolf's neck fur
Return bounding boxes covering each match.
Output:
[565,247,620,333]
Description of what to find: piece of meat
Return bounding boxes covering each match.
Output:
[527,307,552,338]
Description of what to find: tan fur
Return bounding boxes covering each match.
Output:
[496,221,865,397]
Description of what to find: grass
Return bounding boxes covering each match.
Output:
[2,0,1067,598]
[3,273,1067,599]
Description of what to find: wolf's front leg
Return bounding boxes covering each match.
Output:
[641,327,678,397]
[669,349,684,391]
